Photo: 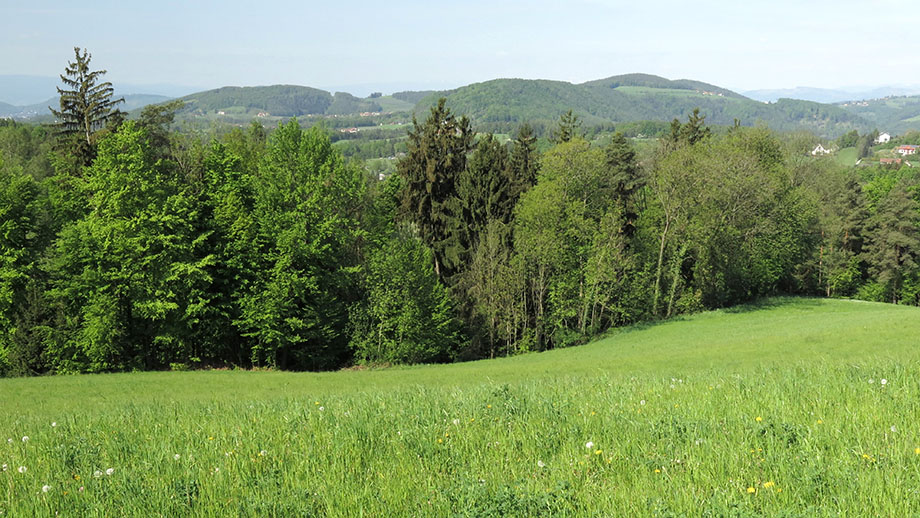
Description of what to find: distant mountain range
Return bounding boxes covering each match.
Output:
[6,73,920,138]
[743,86,920,104]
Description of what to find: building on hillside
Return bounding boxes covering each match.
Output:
[876,132,891,144]
[880,158,902,166]
[811,144,832,156]
[897,145,918,156]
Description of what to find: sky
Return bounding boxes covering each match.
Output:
[2,0,919,99]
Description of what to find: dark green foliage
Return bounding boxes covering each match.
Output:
[550,110,583,144]
[49,47,125,166]
[398,98,474,280]
[177,85,333,116]
[863,180,920,304]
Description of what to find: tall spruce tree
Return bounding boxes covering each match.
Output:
[50,47,124,165]
[398,98,473,280]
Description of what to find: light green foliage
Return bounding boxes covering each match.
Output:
[351,232,461,364]
[45,122,209,372]
[239,120,365,370]
[4,299,920,515]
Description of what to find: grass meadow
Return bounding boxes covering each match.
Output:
[3,297,920,516]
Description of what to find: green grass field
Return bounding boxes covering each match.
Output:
[835,146,858,166]
[3,298,920,516]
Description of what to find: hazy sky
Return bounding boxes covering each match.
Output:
[2,0,919,96]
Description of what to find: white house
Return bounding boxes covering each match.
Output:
[876,132,891,144]
[897,145,918,156]
[811,144,832,156]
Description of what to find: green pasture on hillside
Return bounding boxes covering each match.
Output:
[3,298,920,516]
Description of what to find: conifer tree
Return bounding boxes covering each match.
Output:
[50,47,124,165]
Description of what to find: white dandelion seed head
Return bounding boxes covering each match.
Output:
[318,406,324,412]
[881,379,888,386]
[51,422,57,428]
[640,400,646,406]
[93,470,102,478]
[6,438,11,444]
[21,436,28,443]
[41,485,50,493]
[260,450,267,456]
[213,467,219,473]
[105,468,114,476]
[173,454,180,460]
[585,441,594,449]
[18,466,26,474]
[537,460,546,468]
[1,464,6,471]
[452,419,460,426]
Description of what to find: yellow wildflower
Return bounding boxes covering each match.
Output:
[595,450,603,455]
[755,416,763,422]
[747,487,756,494]
[763,481,775,489]
[915,447,920,455]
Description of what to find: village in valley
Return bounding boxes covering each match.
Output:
[811,129,919,167]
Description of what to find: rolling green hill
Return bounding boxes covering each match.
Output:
[416,74,868,137]
[839,95,920,134]
[3,298,920,515]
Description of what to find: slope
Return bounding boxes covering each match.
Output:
[416,74,868,137]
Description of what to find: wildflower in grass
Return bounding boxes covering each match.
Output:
[6,438,11,444]
[259,450,267,457]
[640,400,646,406]
[1,464,6,471]
[881,379,888,386]
[763,481,775,489]
[319,406,324,411]
[51,422,57,428]
[914,447,920,455]
[21,436,28,442]
[869,379,874,384]
[106,468,114,476]
[537,460,546,468]
[42,485,50,493]
[208,436,214,441]
[452,419,460,426]
[890,426,897,433]
[747,487,756,494]
[755,416,763,422]
[437,439,443,444]
[18,466,26,474]
[654,468,661,474]
[93,470,102,478]
[174,454,180,460]
[73,474,80,481]
[595,450,603,455]
[585,441,594,449]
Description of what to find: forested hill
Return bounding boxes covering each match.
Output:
[174,85,389,117]
[416,74,867,137]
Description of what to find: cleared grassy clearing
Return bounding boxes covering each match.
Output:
[3,298,920,516]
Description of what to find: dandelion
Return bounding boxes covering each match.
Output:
[106,468,114,476]
[881,379,888,386]
[42,485,50,493]
[914,447,920,455]
[214,467,219,473]
[259,450,267,457]
[18,466,26,474]
[640,400,646,406]
[51,422,57,428]
[208,436,214,441]
[319,406,324,412]
[747,487,756,494]
[73,474,80,481]
[21,436,28,443]
[1,464,6,471]
[174,454,181,460]
[6,438,11,444]
[654,468,661,474]
[594,450,603,456]
[585,441,594,449]
[755,416,763,422]
[763,481,775,489]
[93,470,103,478]
[437,439,443,444]
[816,419,823,424]
[537,460,546,468]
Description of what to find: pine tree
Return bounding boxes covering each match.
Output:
[50,47,124,165]
[550,109,582,144]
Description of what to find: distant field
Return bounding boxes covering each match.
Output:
[374,96,415,112]
[3,298,920,516]
[836,146,858,166]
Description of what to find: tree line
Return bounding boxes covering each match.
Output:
[1,50,919,376]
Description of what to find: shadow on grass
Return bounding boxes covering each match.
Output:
[720,295,824,314]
